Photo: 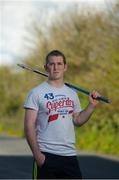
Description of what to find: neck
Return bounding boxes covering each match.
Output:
[47,79,64,88]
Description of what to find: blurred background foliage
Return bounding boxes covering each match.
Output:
[0,1,119,156]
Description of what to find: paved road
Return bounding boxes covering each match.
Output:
[0,137,119,179]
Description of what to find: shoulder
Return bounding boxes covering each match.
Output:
[31,81,48,93]
[26,81,47,98]
[64,84,78,95]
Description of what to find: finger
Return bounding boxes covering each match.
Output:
[90,90,101,99]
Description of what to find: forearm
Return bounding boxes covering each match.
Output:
[24,122,42,161]
[74,103,95,126]
[73,90,101,126]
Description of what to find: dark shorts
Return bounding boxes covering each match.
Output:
[33,152,82,179]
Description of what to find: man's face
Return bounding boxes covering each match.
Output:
[45,55,67,80]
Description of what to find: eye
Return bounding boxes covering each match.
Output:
[49,62,54,66]
[58,62,63,65]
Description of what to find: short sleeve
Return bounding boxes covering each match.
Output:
[24,90,39,111]
[73,92,82,113]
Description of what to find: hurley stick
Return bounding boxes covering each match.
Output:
[17,63,111,103]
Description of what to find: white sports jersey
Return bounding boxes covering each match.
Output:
[24,81,81,156]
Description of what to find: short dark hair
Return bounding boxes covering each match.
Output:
[45,50,66,65]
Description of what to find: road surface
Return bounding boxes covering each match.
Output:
[0,136,119,179]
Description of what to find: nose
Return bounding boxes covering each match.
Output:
[54,64,58,70]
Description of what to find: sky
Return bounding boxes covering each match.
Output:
[0,0,116,65]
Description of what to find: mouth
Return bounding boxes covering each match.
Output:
[53,72,59,74]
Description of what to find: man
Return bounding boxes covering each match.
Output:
[24,50,101,179]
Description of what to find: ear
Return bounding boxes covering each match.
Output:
[44,64,47,71]
[64,64,67,72]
